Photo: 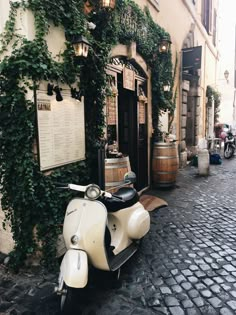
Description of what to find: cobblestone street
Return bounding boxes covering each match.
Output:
[1,157,236,314]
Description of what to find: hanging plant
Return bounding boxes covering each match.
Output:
[0,0,174,270]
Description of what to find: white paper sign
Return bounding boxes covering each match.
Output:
[123,67,135,91]
[37,94,85,171]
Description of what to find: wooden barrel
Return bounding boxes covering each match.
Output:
[152,142,179,187]
[105,156,131,193]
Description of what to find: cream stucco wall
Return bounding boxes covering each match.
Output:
[0,2,67,254]
[143,0,219,141]
[0,1,66,60]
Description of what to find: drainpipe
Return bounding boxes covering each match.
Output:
[179,50,183,160]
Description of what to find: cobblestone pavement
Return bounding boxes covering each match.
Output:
[1,156,236,314]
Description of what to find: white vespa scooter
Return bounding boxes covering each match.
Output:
[55,172,150,313]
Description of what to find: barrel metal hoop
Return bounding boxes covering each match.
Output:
[105,165,128,169]
[153,156,177,159]
[105,157,129,163]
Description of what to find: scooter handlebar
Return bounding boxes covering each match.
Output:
[68,183,113,199]
[68,184,87,192]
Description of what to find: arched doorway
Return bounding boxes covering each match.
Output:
[105,56,148,191]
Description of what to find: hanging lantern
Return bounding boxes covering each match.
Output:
[71,35,90,58]
[163,82,171,92]
[224,69,229,83]
[100,0,116,9]
[158,37,172,53]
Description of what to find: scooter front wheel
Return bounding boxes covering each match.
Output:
[60,283,81,315]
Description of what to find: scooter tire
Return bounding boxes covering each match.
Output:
[60,284,81,315]
[224,146,234,159]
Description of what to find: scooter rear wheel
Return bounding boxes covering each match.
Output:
[224,145,234,159]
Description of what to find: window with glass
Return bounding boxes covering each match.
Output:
[201,0,212,34]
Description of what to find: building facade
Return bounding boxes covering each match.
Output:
[0,0,219,254]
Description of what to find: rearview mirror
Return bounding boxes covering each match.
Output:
[124,171,136,184]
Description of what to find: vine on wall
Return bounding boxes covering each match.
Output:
[0,0,174,270]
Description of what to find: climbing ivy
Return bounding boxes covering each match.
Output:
[0,0,174,270]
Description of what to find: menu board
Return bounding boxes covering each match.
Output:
[37,94,85,171]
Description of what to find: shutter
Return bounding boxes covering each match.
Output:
[208,0,213,35]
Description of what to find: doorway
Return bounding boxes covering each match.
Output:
[117,72,148,191]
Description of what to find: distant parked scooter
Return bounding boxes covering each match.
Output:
[224,131,236,159]
[54,172,150,314]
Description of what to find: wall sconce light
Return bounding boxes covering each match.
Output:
[71,35,91,58]
[71,88,83,101]
[158,37,172,53]
[47,83,54,96]
[224,70,229,83]
[163,82,171,92]
[53,86,63,102]
[100,0,116,9]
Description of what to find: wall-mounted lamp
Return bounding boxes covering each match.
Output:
[47,83,63,102]
[71,35,91,58]
[53,86,63,102]
[100,0,116,9]
[71,88,83,101]
[163,82,171,92]
[224,70,229,83]
[47,83,54,96]
[158,37,172,53]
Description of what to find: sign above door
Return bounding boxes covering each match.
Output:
[123,67,135,91]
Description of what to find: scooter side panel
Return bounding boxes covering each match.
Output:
[60,249,88,288]
[108,202,150,254]
[63,198,110,271]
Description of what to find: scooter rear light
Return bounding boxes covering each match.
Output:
[71,235,79,245]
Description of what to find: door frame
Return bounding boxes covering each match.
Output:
[105,47,150,192]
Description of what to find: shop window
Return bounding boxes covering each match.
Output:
[212,9,217,46]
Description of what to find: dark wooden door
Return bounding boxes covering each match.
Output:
[137,101,148,190]
[186,95,196,146]
[117,74,148,190]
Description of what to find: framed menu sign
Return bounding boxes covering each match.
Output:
[36,93,85,171]
[123,67,135,91]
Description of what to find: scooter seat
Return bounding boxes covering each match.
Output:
[102,187,139,212]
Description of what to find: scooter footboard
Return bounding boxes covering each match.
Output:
[60,249,88,288]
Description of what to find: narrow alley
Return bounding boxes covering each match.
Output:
[1,157,236,315]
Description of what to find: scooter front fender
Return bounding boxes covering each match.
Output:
[60,249,88,288]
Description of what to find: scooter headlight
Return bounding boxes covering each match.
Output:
[71,235,79,245]
[85,184,101,200]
